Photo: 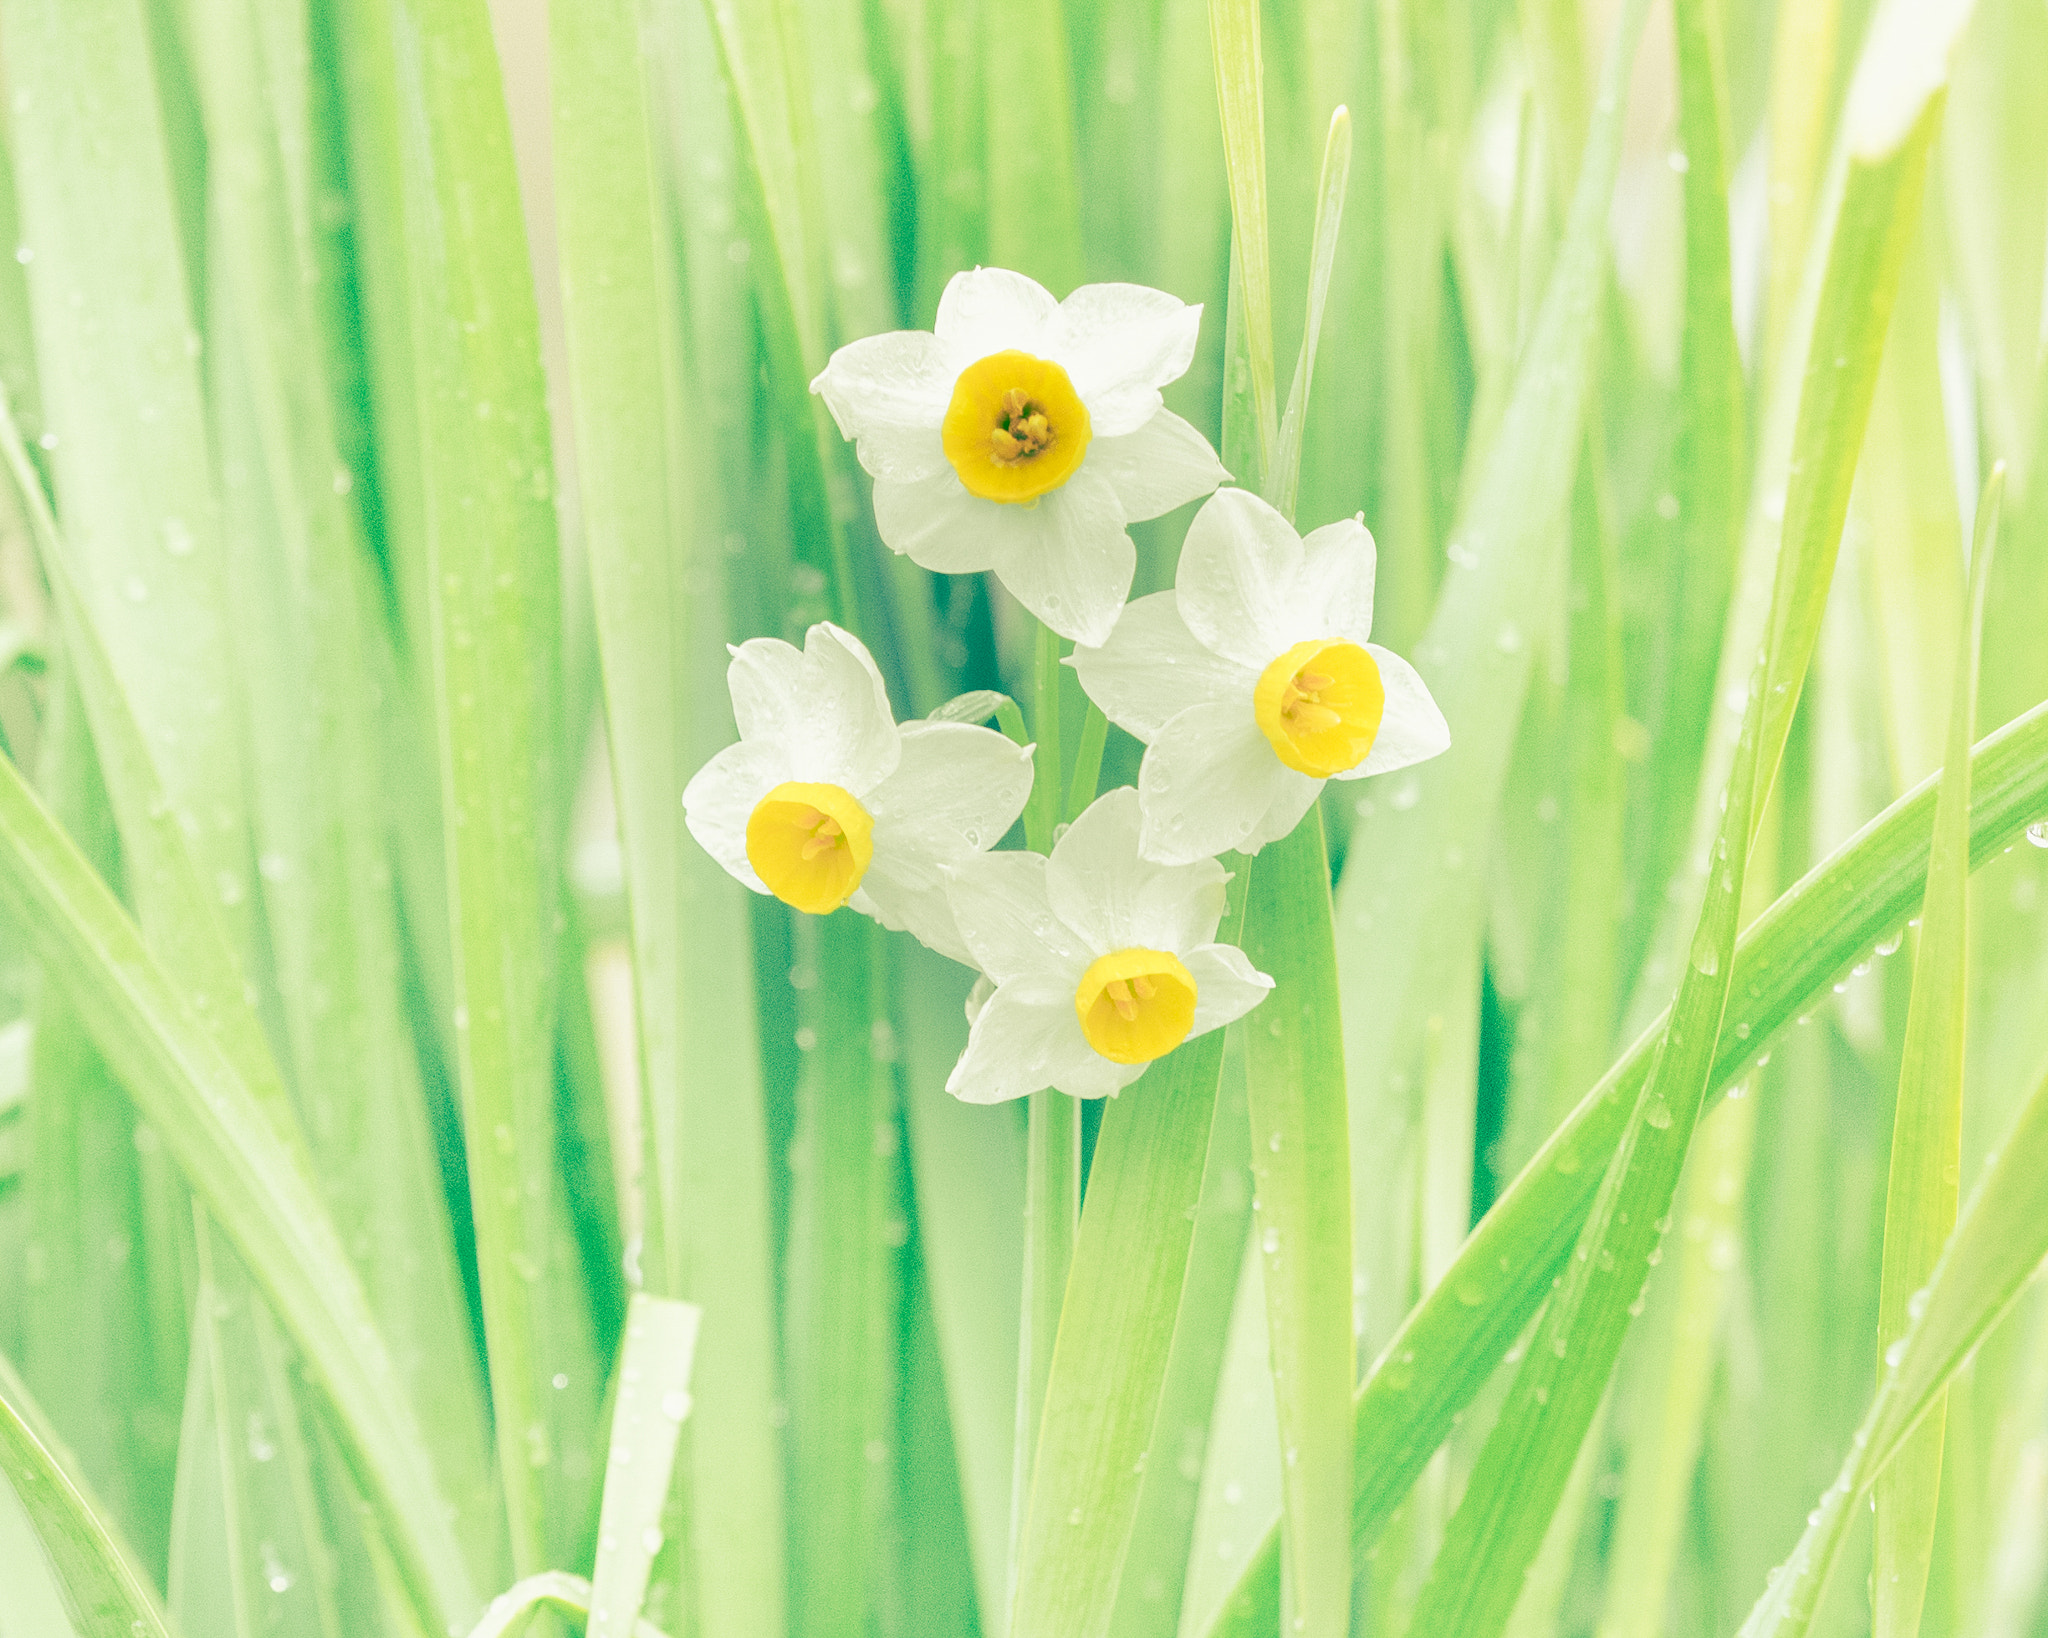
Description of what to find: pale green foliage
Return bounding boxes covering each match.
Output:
[0,3,2046,1638]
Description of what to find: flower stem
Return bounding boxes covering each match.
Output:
[1026,619,1064,853]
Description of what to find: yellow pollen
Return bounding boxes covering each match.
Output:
[1252,639,1386,778]
[942,349,1091,503]
[1074,949,1198,1065]
[746,781,874,915]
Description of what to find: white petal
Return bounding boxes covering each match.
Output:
[1051,284,1203,436]
[1184,943,1275,1038]
[1088,411,1229,523]
[872,470,1003,575]
[810,331,954,482]
[942,850,1092,985]
[982,467,1134,646]
[1174,487,1303,670]
[858,722,1036,962]
[1046,786,1229,955]
[1068,591,1253,743]
[1136,702,1320,865]
[1294,515,1377,646]
[945,976,1127,1104]
[681,739,790,894]
[935,267,1059,364]
[1335,645,1452,780]
[726,622,901,790]
[866,722,1034,857]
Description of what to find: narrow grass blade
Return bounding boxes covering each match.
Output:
[1198,693,2048,1638]
[897,943,1024,1631]
[588,1296,701,1637]
[0,1348,177,1638]
[464,1571,672,1638]
[1740,1055,2048,1638]
[1010,1016,1238,1638]
[193,0,499,1558]
[1594,1086,1759,1638]
[1633,0,1748,963]
[1406,611,1766,1638]
[375,0,586,1574]
[1872,466,2003,1638]
[168,1216,342,1638]
[0,750,480,1627]
[1237,807,1352,1638]
[0,0,258,969]
[0,1453,84,1638]
[786,910,895,1638]
[1405,7,1960,1613]
[983,0,1084,293]
[1208,0,1278,483]
[1333,0,1646,1413]
[1107,1033,1252,1638]
[1270,107,1352,521]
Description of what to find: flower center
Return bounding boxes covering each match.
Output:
[1074,948,1198,1065]
[1252,639,1386,778]
[745,781,875,915]
[941,349,1092,504]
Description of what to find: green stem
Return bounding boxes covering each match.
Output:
[1027,620,1064,853]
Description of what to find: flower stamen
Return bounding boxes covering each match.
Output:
[1253,639,1386,777]
[1075,948,1198,1064]
[747,781,875,914]
[942,350,1092,503]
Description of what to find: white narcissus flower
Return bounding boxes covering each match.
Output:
[683,622,1034,964]
[810,267,1229,647]
[940,788,1272,1103]
[1071,487,1450,866]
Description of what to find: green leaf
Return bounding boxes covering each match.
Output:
[0,731,481,1629]
[463,1571,672,1638]
[983,0,1084,294]
[1739,1049,2048,1637]
[1269,107,1352,522]
[785,910,895,1638]
[1199,692,2048,1638]
[0,1348,177,1638]
[192,0,499,1562]
[375,0,588,1574]
[1872,465,2002,1638]
[1237,809,1352,1638]
[588,1296,702,1636]
[1208,0,1278,485]
[1009,998,1239,1638]
[897,944,1024,1630]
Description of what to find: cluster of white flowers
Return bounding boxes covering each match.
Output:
[684,269,1449,1104]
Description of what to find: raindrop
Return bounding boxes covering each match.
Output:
[661,1389,691,1421]
[552,1373,570,1390]
[160,516,194,557]
[642,1525,665,1556]
[123,574,148,603]
[1874,929,1904,956]
[2027,821,2048,849]
[1644,1100,1674,1131]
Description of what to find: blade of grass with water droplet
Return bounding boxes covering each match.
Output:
[587,1295,701,1636]
[1740,1046,2048,1638]
[0,1348,177,1638]
[1403,14,1958,1620]
[168,1214,343,1638]
[371,0,598,1575]
[0,413,481,1626]
[192,0,500,1571]
[898,942,1023,1632]
[548,4,788,1632]
[1196,689,2048,1638]
[1872,465,2002,1638]
[1008,879,1244,1638]
[1208,0,1278,486]
[1269,107,1351,522]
